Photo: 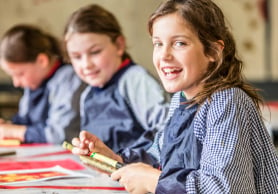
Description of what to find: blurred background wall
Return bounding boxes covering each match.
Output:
[0,0,159,81]
[0,0,277,120]
[0,0,277,81]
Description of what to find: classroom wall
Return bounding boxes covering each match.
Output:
[0,0,277,83]
[0,0,163,83]
[271,0,278,79]
[215,0,277,81]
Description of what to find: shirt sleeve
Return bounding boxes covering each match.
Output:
[118,65,170,134]
[186,89,257,193]
[120,93,180,166]
[118,65,170,164]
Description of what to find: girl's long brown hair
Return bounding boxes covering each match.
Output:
[148,0,263,109]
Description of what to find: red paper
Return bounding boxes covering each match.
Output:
[0,185,126,190]
[0,159,84,171]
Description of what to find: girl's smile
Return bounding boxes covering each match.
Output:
[66,32,124,88]
[161,66,183,79]
[152,13,214,99]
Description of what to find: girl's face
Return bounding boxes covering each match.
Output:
[0,56,49,90]
[66,32,125,88]
[152,13,214,99]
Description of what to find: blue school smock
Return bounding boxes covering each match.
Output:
[80,59,170,153]
[12,62,85,144]
[155,88,278,194]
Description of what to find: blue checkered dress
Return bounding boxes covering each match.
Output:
[154,88,278,194]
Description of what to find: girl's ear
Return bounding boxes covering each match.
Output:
[35,53,49,68]
[115,36,126,56]
[208,40,224,62]
[217,40,225,52]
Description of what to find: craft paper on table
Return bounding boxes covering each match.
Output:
[0,165,93,185]
[0,159,85,171]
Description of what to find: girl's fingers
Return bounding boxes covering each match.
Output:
[72,146,89,155]
[71,137,80,147]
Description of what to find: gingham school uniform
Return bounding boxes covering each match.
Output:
[156,88,278,194]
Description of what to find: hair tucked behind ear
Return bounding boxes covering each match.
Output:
[148,0,263,109]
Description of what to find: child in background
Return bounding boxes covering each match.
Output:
[71,0,278,193]
[0,24,85,144]
[64,4,170,153]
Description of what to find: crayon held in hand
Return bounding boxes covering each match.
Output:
[79,155,116,174]
[62,141,74,151]
[62,141,123,174]
[90,152,124,169]
[62,141,124,169]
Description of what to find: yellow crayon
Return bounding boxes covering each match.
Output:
[90,152,124,169]
[80,155,117,174]
[0,139,21,146]
[62,141,117,174]
[62,141,73,151]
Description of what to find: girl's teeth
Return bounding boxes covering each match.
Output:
[163,68,180,73]
[164,69,172,73]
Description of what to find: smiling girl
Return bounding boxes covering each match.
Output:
[64,4,170,153]
[71,1,278,193]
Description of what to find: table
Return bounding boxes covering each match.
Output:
[0,143,127,194]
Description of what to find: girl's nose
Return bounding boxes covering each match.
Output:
[81,55,93,68]
[160,46,173,61]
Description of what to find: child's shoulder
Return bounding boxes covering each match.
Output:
[122,64,149,77]
[198,87,256,118]
[210,87,252,105]
[48,64,81,87]
[52,64,77,80]
[119,64,159,88]
[55,64,75,77]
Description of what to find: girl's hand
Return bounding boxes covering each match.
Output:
[111,162,161,194]
[0,123,26,141]
[0,118,6,124]
[71,130,123,162]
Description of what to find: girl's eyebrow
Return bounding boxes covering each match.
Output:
[152,35,192,40]
[70,43,99,54]
[87,43,99,49]
[173,35,191,39]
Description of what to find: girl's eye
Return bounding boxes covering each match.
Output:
[153,42,162,47]
[90,49,101,55]
[174,41,186,47]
